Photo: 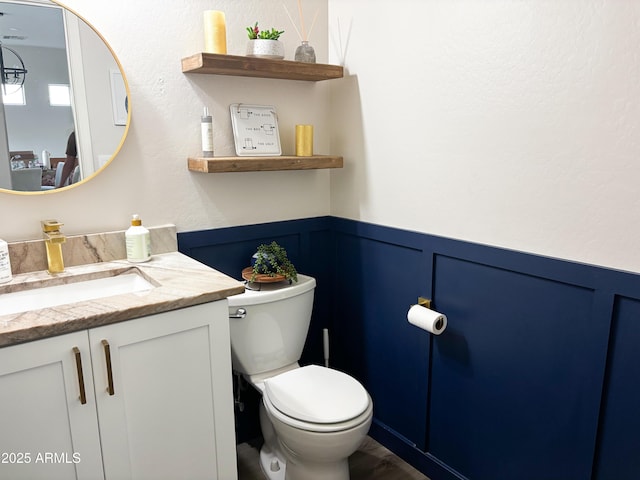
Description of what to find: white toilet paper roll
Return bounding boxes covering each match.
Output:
[407,304,447,335]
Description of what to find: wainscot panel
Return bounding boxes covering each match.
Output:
[594,295,640,480]
[331,232,430,450]
[178,217,640,480]
[430,255,603,480]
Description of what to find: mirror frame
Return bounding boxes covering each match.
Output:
[0,0,131,196]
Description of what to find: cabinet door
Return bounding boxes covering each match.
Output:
[90,301,237,480]
[0,332,104,480]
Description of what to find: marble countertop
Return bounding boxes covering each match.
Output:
[0,252,245,347]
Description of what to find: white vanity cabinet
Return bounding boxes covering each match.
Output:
[91,300,237,479]
[0,331,104,480]
[0,300,238,480]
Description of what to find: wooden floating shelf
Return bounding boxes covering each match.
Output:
[188,155,343,173]
[181,53,343,81]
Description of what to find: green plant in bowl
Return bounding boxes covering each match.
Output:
[246,22,285,40]
[250,241,297,283]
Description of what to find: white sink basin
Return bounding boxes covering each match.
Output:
[0,272,155,316]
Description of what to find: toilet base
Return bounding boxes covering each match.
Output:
[258,400,354,480]
[259,442,351,480]
[259,444,286,480]
[280,445,350,480]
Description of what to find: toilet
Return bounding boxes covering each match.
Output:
[228,274,373,480]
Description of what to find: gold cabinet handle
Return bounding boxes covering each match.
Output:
[101,339,115,396]
[72,347,87,405]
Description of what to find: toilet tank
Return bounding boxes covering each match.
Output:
[227,274,316,376]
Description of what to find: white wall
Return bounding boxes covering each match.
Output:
[0,0,330,241]
[4,45,74,156]
[2,0,638,276]
[328,0,640,274]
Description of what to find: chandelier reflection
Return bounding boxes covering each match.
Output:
[0,42,27,94]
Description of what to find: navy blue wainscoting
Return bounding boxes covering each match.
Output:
[178,217,640,480]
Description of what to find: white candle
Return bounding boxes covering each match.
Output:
[203,10,227,54]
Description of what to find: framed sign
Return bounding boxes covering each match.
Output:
[230,104,281,156]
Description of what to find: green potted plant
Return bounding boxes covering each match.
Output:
[243,241,298,283]
[245,22,285,59]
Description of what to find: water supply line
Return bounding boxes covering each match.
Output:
[323,328,330,368]
[233,372,245,412]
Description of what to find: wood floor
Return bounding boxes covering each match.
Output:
[237,435,430,480]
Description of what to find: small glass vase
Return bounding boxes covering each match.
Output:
[294,41,316,63]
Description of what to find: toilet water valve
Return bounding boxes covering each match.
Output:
[229,308,246,319]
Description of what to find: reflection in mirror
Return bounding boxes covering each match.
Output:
[0,0,129,194]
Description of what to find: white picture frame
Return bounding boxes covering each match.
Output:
[110,69,127,126]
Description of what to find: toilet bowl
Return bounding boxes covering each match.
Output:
[260,365,373,480]
[227,274,373,480]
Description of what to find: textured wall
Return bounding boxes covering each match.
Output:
[0,0,331,241]
[4,0,638,274]
[328,0,640,273]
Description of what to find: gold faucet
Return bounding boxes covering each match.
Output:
[41,220,66,274]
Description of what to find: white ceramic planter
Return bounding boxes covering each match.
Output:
[246,39,285,59]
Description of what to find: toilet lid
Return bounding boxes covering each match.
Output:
[264,365,369,424]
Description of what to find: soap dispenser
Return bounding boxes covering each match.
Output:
[0,238,12,283]
[41,220,66,274]
[125,214,151,263]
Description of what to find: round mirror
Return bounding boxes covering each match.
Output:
[0,0,130,194]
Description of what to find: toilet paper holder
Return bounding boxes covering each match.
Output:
[417,297,432,309]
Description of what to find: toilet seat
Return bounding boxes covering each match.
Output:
[263,365,372,433]
[264,390,373,434]
[265,365,369,423]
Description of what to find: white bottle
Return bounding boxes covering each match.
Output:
[201,106,214,157]
[125,214,151,263]
[41,149,51,169]
[0,239,12,283]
